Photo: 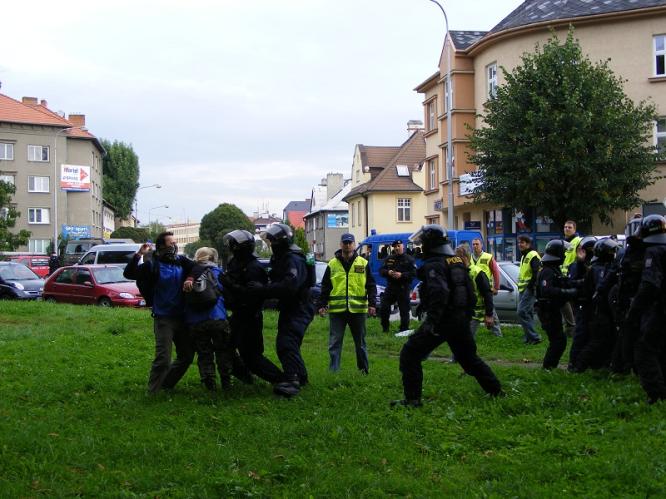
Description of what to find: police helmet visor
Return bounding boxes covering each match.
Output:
[223,230,254,248]
[409,228,426,245]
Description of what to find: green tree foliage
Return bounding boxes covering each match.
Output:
[101,140,139,219]
[110,226,150,243]
[468,30,659,228]
[145,221,166,242]
[199,203,254,260]
[0,180,30,251]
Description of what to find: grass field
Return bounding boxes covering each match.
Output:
[1,301,664,497]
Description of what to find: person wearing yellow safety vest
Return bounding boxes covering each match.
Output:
[318,233,377,373]
[517,235,542,344]
[455,246,495,339]
[471,238,502,337]
[561,220,582,338]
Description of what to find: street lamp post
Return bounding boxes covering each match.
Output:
[135,184,161,226]
[428,0,455,229]
[53,126,87,251]
[148,204,169,227]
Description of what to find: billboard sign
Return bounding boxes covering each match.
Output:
[61,164,91,191]
[62,224,91,239]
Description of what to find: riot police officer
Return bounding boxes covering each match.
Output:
[247,224,315,397]
[221,229,285,386]
[628,215,666,403]
[567,235,596,370]
[391,225,502,407]
[536,240,578,369]
[379,239,416,333]
[573,238,619,372]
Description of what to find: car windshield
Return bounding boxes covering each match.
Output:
[97,250,136,265]
[92,267,132,284]
[499,262,520,283]
[0,265,40,280]
[315,262,327,283]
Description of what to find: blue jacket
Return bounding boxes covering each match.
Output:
[184,265,228,325]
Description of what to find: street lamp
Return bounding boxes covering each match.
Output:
[53,126,87,251]
[135,184,161,226]
[148,204,169,226]
[428,0,455,229]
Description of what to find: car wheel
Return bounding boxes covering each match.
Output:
[44,296,57,303]
[98,297,112,307]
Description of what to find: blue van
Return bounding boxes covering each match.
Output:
[358,230,483,288]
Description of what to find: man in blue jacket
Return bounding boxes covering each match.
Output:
[124,231,195,393]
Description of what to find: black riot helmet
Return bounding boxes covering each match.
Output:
[591,237,619,263]
[542,239,569,263]
[640,214,666,245]
[409,224,454,256]
[261,223,299,255]
[624,217,642,239]
[223,229,256,256]
[578,236,597,262]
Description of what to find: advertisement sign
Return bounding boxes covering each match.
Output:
[61,164,91,191]
[62,224,91,239]
[464,221,482,230]
[459,173,482,197]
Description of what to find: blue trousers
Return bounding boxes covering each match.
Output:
[328,311,369,372]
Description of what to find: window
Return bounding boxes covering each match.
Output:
[487,62,498,98]
[0,174,15,185]
[29,239,50,253]
[357,201,362,226]
[426,99,437,131]
[350,203,355,227]
[28,176,50,193]
[657,117,666,154]
[0,143,14,160]
[428,158,437,190]
[655,35,665,76]
[397,198,411,222]
[443,78,450,112]
[28,145,49,162]
[396,165,410,177]
[28,208,50,224]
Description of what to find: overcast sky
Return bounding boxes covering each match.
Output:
[1,0,523,223]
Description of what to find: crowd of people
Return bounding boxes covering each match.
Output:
[124,215,666,406]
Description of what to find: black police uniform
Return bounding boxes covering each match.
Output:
[263,248,315,385]
[611,238,645,374]
[379,247,416,332]
[223,254,284,384]
[398,253,502,401]
[573,260,617,372]
[629,244,666,403]
[536,261,577,369]
[567,260,592,369]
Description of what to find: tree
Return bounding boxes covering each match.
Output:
[184,239,211,258]
[0,180,30,251]
[199,203,255,260]
[101,140,139,219]
[145,221,167,242]
[110,226,150,243]
[468,30,659,228]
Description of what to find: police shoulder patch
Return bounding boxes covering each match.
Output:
[354,265,364,273]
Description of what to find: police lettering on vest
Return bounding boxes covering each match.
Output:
[327,256,369,314]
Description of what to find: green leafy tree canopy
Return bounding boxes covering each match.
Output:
[101,140,139,219]
[199,203,255,260]
[468,29,659,228]
[110,226,150,243]
[0,180,30,251]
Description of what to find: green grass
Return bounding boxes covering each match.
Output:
[1,301,664,497]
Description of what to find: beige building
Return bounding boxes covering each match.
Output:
[0,94,105,252]
[344,126,426,241]
[304,173,350,260]
[415,0,666,259]
[166,221,201,253]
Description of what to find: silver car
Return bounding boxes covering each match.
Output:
[410,261,521,323]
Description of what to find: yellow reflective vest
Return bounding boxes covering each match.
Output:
[469,264,486,321]
[518,250,541,292]
[471,251,494,287]
[562,236,582,275]
[327,256,369,314]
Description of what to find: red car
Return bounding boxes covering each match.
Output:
[44,265,145,307]
[6,254,50,277]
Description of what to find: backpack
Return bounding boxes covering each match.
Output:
[186,267,220,310]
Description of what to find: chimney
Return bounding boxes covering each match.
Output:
[68,114,86,127]
[325,173,344,200]
[40,99,48,108]
[407,119,424,136]
[22,96,38,106]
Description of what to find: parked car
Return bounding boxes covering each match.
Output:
[3,253,50,277]
[0,262,45,299]
[410,261,521,323]
[44,264,145,307]
[77,243,142,267]
[62,238,104,266]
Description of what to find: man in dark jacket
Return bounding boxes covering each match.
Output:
[221,229,284,386]
[246,224,315,397]
[379,239,416,333]
[318,233,377,373]
[124,231,195,393]
[392,225,502,407]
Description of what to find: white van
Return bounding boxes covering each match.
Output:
[77,243,142,267]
